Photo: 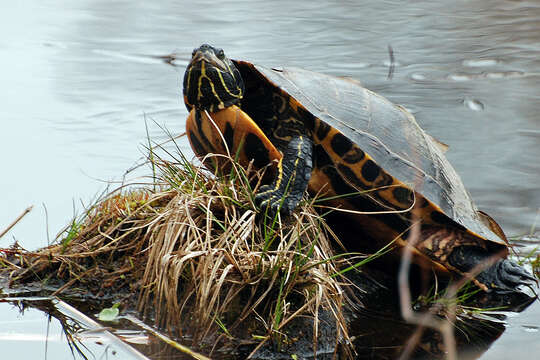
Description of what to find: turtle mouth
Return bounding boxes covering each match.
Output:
[189,50,227,72]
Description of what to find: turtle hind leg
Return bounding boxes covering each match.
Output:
[448,246,537,293]
[255,135,313,216]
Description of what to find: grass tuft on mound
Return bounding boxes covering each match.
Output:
[1,134,360,357]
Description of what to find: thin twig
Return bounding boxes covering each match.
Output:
[0,205,33,240]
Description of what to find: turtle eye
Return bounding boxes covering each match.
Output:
[217,49,225,59]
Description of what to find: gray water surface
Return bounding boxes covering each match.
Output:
[1,0,539,358]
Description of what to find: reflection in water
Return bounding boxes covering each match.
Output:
[0,298,146,360]
[350,310,507,360]
[341,264,536,360]
[0,282,531,360]
[1,0,539,359]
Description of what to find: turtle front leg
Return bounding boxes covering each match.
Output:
[255,135,313,215]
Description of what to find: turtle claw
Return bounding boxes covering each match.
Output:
[498,260,536,284]
[477,259,537,293]
[449,246,537,293]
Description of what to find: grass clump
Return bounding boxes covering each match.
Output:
[4,189,172,297]
[1,136,353,357]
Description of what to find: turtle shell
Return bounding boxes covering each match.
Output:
[233,60,507,251]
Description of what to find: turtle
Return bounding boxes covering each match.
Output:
[182,44,535,293]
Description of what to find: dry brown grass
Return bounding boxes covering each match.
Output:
[1,137,354,358]
[3,189,172,294]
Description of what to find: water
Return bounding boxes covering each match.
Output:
[0,298,148,360]
[1,0,539,358]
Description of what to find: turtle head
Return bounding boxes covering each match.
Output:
[183,44,244,112]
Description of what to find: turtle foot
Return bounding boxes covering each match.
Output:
[449,246,537,293]
[255,186,300,217]
[476,259,537,293]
